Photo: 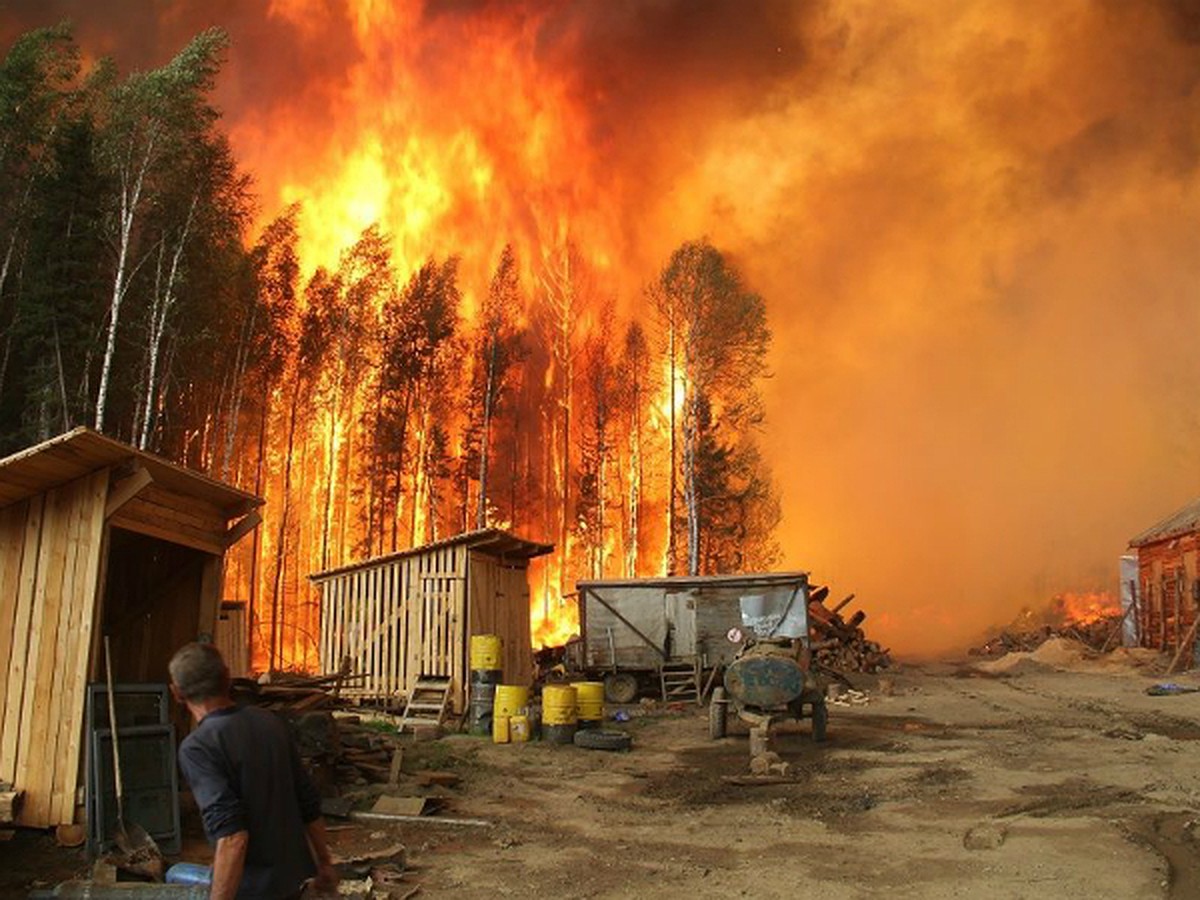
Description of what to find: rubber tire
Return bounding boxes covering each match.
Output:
[573,728,633,752]
[709,687,728,740]
[811,699,828,742]
[604,672,639,705]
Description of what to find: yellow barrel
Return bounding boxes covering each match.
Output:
[494,684,530,719]
[542,684,578,726]
[510,714,531,743]
[470,634,502,671]
[492,715,510,744]
[572,682,605,724]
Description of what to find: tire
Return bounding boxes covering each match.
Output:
[811,699,828,742]
[709,687,728,740]
[604,672,639,705]
[573,728,633,752]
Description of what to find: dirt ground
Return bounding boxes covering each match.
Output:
[6,648,1200,898]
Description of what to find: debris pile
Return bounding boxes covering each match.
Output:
[807,585,891,673]
[231,671,366,712]
[969,607,1125,657]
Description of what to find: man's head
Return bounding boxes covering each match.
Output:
[169,642,230,704]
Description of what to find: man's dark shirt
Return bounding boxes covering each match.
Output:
[178,705,320,900]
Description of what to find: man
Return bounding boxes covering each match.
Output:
[169,643,338,900]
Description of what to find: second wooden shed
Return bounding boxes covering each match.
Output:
[312,529,553,712]
[1128,498,1200,664]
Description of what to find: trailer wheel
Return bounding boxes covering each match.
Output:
[709,687,728,740]
[811,699,828,742]
[604,673,639,705]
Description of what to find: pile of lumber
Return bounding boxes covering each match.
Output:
[807,586,891,673]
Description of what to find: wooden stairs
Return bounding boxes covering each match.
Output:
[398,675,453,731]
[659,660,702,705]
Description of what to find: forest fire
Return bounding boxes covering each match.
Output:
[3,1,1200,667]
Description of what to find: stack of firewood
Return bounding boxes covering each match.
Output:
[807,586,891,673]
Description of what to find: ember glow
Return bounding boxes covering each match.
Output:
[6,1,1200,661]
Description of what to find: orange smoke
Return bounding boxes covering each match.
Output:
[5,1,1200,659]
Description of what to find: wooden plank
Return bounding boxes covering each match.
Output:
[0,498,38,785]
[16,482,72,825]
[45,477,86,825]
[104,464,153,518]
[223,511,261,550]
[51,470,106,824]
[107,512,224,556]
[198,554,223,641]
[0,502,30,753]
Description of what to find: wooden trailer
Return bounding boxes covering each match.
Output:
[0,427,261,829]
[572,573,810,704]
[311,529,553,713]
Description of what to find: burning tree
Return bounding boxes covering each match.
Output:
[653,239,776,576]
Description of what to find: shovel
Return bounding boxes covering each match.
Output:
[103,636,165,881]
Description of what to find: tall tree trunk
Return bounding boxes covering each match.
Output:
[96,145,153,431]
[248,386,268,668]
[667,320,677,576]
[270,375,302,671]
[476,337,498,530]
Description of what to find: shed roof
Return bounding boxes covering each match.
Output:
[578,572,809,591]
[310,528,554,581]
[0,427,261,515]
[1129,497,1200,549]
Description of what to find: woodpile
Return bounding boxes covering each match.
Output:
[229,672,419,787]
[807,586,891,673]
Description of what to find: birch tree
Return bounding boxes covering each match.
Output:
[654,240,771,576]
[92,28,228,432]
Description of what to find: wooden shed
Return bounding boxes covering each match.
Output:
[0,427,261,828]
[312,529,553,712]
[1129,498,1200,664]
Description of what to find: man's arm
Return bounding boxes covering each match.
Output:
[211,830,249,900]
[305,818,338,891]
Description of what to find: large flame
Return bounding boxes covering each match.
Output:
[5,0,1200,662]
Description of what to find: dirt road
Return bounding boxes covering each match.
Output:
[5,652,1200,898]
[398,656,1200,899]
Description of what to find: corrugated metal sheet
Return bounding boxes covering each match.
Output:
[1129,497,1200,548]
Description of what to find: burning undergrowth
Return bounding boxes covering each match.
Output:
[969,592,1125,657]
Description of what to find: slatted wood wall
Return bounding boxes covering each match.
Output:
[318,544,534,711]
[0,469,108,828]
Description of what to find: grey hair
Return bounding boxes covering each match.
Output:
[169,643,229,702]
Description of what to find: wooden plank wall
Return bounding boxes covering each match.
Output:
[317,544,484,711]
[0,469,108,828]
[1137,537,1200,655]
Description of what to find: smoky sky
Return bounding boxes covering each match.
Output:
[6,1,1200,654]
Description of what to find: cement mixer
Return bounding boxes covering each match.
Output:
[708,588,828,742]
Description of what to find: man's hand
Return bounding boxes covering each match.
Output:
[211,830,249,900]
[305,818,339,895]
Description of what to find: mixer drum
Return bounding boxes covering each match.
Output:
[724,652,805,710]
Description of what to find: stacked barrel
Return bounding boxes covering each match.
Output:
[468,634,503,736]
